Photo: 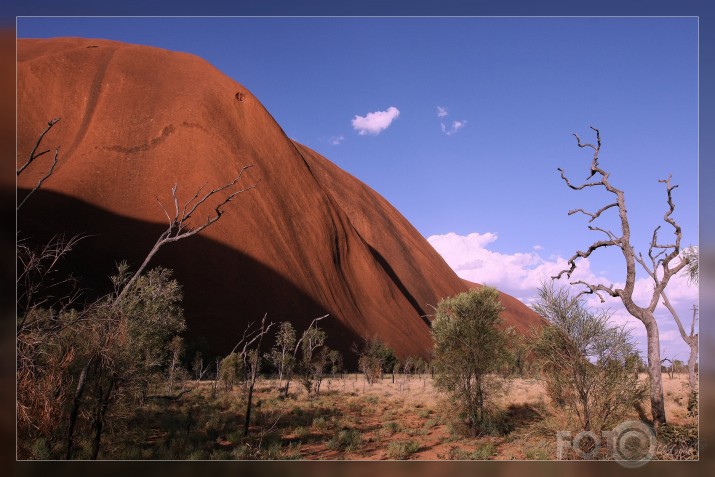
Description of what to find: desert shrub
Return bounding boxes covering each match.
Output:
[532,283,647,432]
[525,447,550,460]
[326,428,362,452]
[381,421,400,436]
[656,423,698,460]
[472,442,496,460]
[386,439,421,459]
[281,442,302,460]
[432,287,513,436]
[311,416,331,431]
[231,444,252,460]
[687,391,698,418]
[446,443,496,460]
[293,426,309,439]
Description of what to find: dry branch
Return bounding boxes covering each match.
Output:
[115,165,257,303]
[17,118,62,211]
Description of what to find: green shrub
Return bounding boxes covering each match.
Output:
[432,287,513,436]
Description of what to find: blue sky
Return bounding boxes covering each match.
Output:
[17,17,699,360]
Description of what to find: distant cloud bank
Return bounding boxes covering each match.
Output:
[428,231,699,352]
[435,105,467,135]
[352,106,400,135]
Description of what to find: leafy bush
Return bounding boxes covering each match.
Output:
[432,287,513,436]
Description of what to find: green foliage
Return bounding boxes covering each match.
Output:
[17,264,188,459]
[299,325,327,394]
[357,337,397,384]
[531,283,646,432]
[265,321,296,382]
[219,352,246,390]
[431,287,512,436]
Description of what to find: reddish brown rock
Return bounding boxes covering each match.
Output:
[17,38,543,361]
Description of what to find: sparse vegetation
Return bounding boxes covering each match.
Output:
[386,439,421,459]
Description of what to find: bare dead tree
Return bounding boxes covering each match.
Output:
[17,118,61,211]
[115,165,256,303]
[553,127,688,429]
[660,299,698,392]
[221,314,275,437]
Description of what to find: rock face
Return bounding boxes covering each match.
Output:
[17,38,544,362]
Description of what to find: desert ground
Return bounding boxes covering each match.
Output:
[97,372,697,461]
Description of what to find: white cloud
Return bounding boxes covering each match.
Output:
[351,106,400,135]
[533,245,543,251]
[436,106,467,136]
[329,135,345,146]
[428,231,699,359]
[427,232,603,297]
[441,120,467,136]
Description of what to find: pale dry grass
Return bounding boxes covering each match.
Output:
[109,371,696,460]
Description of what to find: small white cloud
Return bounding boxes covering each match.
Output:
[435,106,466,135]
[533,245,543,251]
[352,106,400,135]
[329,135,345,146]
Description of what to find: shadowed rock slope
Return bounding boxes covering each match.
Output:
[17,38,543,360]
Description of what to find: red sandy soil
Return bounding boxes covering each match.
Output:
[17,38,544,360]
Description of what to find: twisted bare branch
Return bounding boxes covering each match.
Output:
[115,165,257,303]
[17,117,60,176]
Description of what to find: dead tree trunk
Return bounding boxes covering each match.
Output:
[659,298,698,394]
[554,127,688,430]
[237,314,273,437]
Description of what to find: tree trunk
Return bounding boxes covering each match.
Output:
[65,356,94,459]
[687,339,698,395]
[645,318,666,429]
[90,376,115,460]
[243,378,255,437]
